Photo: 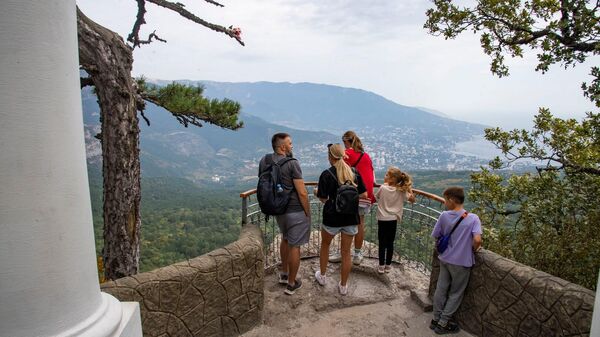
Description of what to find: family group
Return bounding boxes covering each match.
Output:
[258,132,482,335]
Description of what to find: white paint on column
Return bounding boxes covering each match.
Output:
[0,1,141,336]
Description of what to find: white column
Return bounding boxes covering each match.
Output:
[0,1,141,337]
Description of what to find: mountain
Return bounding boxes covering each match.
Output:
[82,88,333,180]
[83,81,490,182]
[413,106,450,118]
[152,80,486,138]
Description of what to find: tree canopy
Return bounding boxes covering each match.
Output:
[426,0,600,289]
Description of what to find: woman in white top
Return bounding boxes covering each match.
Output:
[375,167,415,273]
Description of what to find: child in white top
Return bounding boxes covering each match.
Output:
[375,167,415,273]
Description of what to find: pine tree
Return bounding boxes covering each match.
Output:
[77,0,244,280]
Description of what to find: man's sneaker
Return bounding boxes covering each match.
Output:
[434,321,460,335]
[338,282,348,296]
[352,251,363,265]
[284,279,302,295]
[384,265,391,273]
[429,319,439,330]
[377,265,385,274]
[329,253,342,263]
[278,273,288,285]
[315,270,327,286]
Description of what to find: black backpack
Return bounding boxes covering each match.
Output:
[327,168,359,214]
[257,154,297,216]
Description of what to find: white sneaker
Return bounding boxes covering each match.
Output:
[315,270,327,286]
[338,282,348,296]
[377,265,385,274]
[329,253,342,263]
[352,251,363,265]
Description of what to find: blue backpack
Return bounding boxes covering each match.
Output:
[257,154,296,216]
[436,212,468,254]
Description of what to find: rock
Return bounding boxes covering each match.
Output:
[410,289,433,312]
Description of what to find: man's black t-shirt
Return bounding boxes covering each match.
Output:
[317,166,366,227]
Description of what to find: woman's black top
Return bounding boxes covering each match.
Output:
[317,166,366,227]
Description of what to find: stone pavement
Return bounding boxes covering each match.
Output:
[242,257,475,337]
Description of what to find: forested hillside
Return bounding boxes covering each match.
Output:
[89,167,251,272]
[89,167,473,272]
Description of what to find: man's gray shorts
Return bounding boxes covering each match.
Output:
[275,211,310,246]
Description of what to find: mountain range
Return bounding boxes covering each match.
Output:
[83,81,487,181]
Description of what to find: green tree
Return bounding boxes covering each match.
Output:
[77,0,244,280]
[426,0,600,289]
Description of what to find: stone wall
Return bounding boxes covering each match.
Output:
[428,249,595,337]
[101,224,264,337]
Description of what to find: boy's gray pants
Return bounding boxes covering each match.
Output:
[433,261,471,325]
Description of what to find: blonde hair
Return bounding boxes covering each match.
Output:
[387,167,412,192]
[329,143,356,186]
[342,130,364,153]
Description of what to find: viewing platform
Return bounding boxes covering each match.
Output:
[242,255,474,337]
[239,183,473,336]
[98,184,596,337]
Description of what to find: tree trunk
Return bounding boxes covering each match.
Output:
[77,8,141,280]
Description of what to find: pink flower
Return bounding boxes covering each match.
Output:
[231,27,242,38]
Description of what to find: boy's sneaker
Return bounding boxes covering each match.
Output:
[352,251,363,265]
[338,282,348,296]
[434,321,460,335]
[429,319,439,330]
[278,273,288,285]
[284,279,302,295]
[329,253,342,263]
[377,265,385,274]
[315,270,327,286]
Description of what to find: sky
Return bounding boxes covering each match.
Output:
[77,0,598,129]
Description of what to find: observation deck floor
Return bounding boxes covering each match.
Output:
[242,257,474,337]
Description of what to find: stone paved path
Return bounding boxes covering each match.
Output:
[242,258,475,337]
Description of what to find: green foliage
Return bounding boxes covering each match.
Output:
[138,78,243,129]
[425,0,600,104]
[89,172,244,273]
[470,112,600,289]
[424,0,599,73]
[426,0,600,289]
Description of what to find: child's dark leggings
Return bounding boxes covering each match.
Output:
[378,220,397,265]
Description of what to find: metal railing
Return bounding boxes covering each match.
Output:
[240,183,445,274]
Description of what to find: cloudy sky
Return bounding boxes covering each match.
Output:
[77,0,597,129]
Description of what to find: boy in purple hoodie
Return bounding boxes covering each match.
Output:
[430,187,482,334]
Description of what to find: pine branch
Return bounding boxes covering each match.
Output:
[139,81,243,130]
[80,76,94,88]
[145,0,245,46]
[204,0,224,7]
[140,109,151,126]
[127,0,147,47]
[136,30,167,46]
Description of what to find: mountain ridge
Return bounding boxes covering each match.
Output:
[83,80,489,181]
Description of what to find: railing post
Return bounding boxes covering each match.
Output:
[241,196,248,225]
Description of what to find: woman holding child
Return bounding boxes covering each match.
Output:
[314,143,367,295]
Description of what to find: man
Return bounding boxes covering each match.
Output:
[258,133,311,295]
[430,186,482,334]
